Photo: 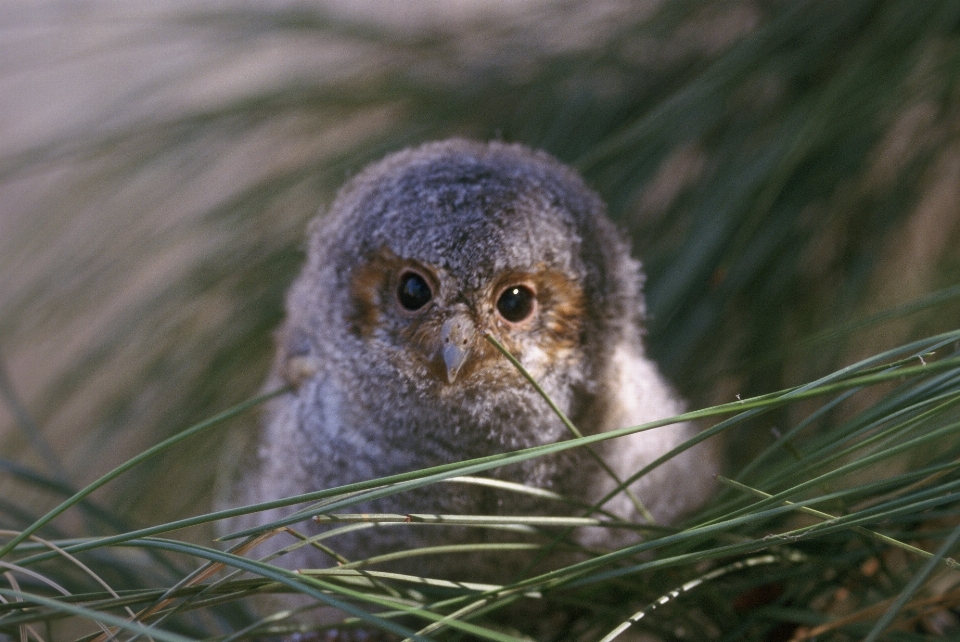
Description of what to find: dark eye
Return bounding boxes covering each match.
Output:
[397,271,432,311]
[496,285,536,323]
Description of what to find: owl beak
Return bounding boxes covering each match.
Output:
[439,316,474,383]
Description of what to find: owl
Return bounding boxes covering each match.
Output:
[228,138,717,587]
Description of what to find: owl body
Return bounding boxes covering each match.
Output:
[231,139,716,580]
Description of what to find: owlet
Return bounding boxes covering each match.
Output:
[228,139,717,584]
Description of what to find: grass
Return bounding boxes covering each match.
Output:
[3,327,960,640]
[2,0,960,639]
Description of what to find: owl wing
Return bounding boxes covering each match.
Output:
[587,340,718,528]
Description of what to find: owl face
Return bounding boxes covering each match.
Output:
[347,244,587,388]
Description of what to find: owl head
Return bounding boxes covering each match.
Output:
[281,139,645,408]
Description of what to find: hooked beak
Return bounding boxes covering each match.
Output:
[439,315,474,383]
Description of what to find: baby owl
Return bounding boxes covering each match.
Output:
[229,138,717,584]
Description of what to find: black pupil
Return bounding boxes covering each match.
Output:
[397,272,432,310]
[497,286,535,322]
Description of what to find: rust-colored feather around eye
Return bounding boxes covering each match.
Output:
[536,270,587,350]
[492,267,586,353]
[348,248,404,337]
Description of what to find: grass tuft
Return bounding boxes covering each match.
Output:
[3,1,960,639]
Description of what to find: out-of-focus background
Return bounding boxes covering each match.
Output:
[1,1,960,634]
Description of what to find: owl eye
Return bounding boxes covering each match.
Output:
[496,285,536,323]
[397,270,433,311]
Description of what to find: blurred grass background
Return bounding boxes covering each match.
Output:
[2,0,960,640]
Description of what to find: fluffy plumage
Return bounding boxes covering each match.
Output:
[228,139,717,583]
